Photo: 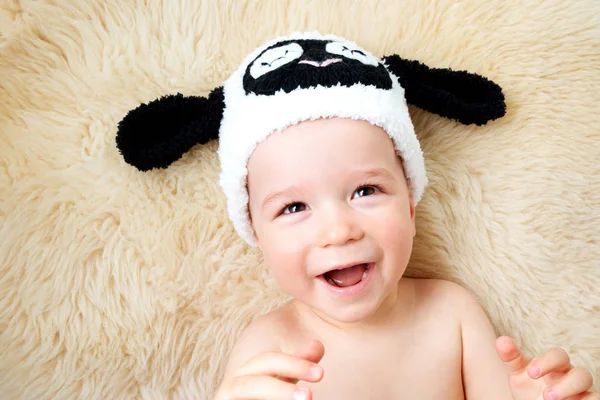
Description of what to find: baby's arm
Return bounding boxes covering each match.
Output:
[219,317,280,379]
[454,284,515,399]
[456,284,597,400]
[214,315,324,400]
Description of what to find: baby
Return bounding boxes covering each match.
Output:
[115,32,597,399]
[216,116,597,400]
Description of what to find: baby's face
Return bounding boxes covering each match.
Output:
[247,118,416,323]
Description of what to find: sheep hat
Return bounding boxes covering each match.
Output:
[116,31,506,245]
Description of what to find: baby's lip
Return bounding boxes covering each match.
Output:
[315,261,371,277]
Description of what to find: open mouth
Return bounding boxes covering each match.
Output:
[321,263,370,287]
[317,263,374,297]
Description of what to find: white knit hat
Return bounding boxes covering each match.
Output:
[116,31,505,246]
[217,32,427,245]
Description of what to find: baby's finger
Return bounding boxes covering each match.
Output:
[294,340,326,364]
[277,340,326,384]
[237,351,323,383]
[544,367,594,400]
[496,336,529,375]
[533,348,572,378]
[227,374,312,400]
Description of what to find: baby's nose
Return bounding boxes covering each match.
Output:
[315,209,364,247]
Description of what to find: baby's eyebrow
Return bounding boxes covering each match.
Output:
[261,185,303,211]
[354,167,396,181]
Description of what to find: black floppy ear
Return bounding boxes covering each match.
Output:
[116,87,224,171]
[382,55,506,126]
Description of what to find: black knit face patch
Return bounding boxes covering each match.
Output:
[243,39,393,95]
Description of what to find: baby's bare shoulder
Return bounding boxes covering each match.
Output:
[221,303,295,377]
[412,277,472,299]
[411,278,480,316]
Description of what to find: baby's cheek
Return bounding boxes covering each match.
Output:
[261,230,298,261]
[261,232,307,287]
[261,230,309,299]
[379,212,414,252]
[267,254,309,299]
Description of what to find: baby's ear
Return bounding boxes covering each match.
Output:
[116,87,224,171]
[409,194,416,237]
[248,216,261,250]
[382,55,506,126]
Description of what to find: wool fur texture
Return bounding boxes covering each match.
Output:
[1,0,599,398]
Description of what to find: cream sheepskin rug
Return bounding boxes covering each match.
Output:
[1,1,598,398]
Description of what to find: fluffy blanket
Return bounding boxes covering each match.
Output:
[1,0,598,398]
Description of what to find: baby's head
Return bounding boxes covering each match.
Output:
[213,32,429,322]
[116,31,505,322]
[217,32,428,247]
[245,117,417,322]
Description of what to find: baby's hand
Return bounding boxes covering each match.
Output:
[496,336,598,400]
[215,339,325,400]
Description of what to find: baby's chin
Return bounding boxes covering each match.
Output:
[293,296,390,327]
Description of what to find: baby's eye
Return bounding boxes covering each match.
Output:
[282,202,307,215]
[352,186,379,199]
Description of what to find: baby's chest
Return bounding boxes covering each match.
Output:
[303,333,465,400]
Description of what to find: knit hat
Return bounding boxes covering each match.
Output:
[116,31,505,246]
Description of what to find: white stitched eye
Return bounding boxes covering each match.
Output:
[326,42,379,66]
[249,43,304,79]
